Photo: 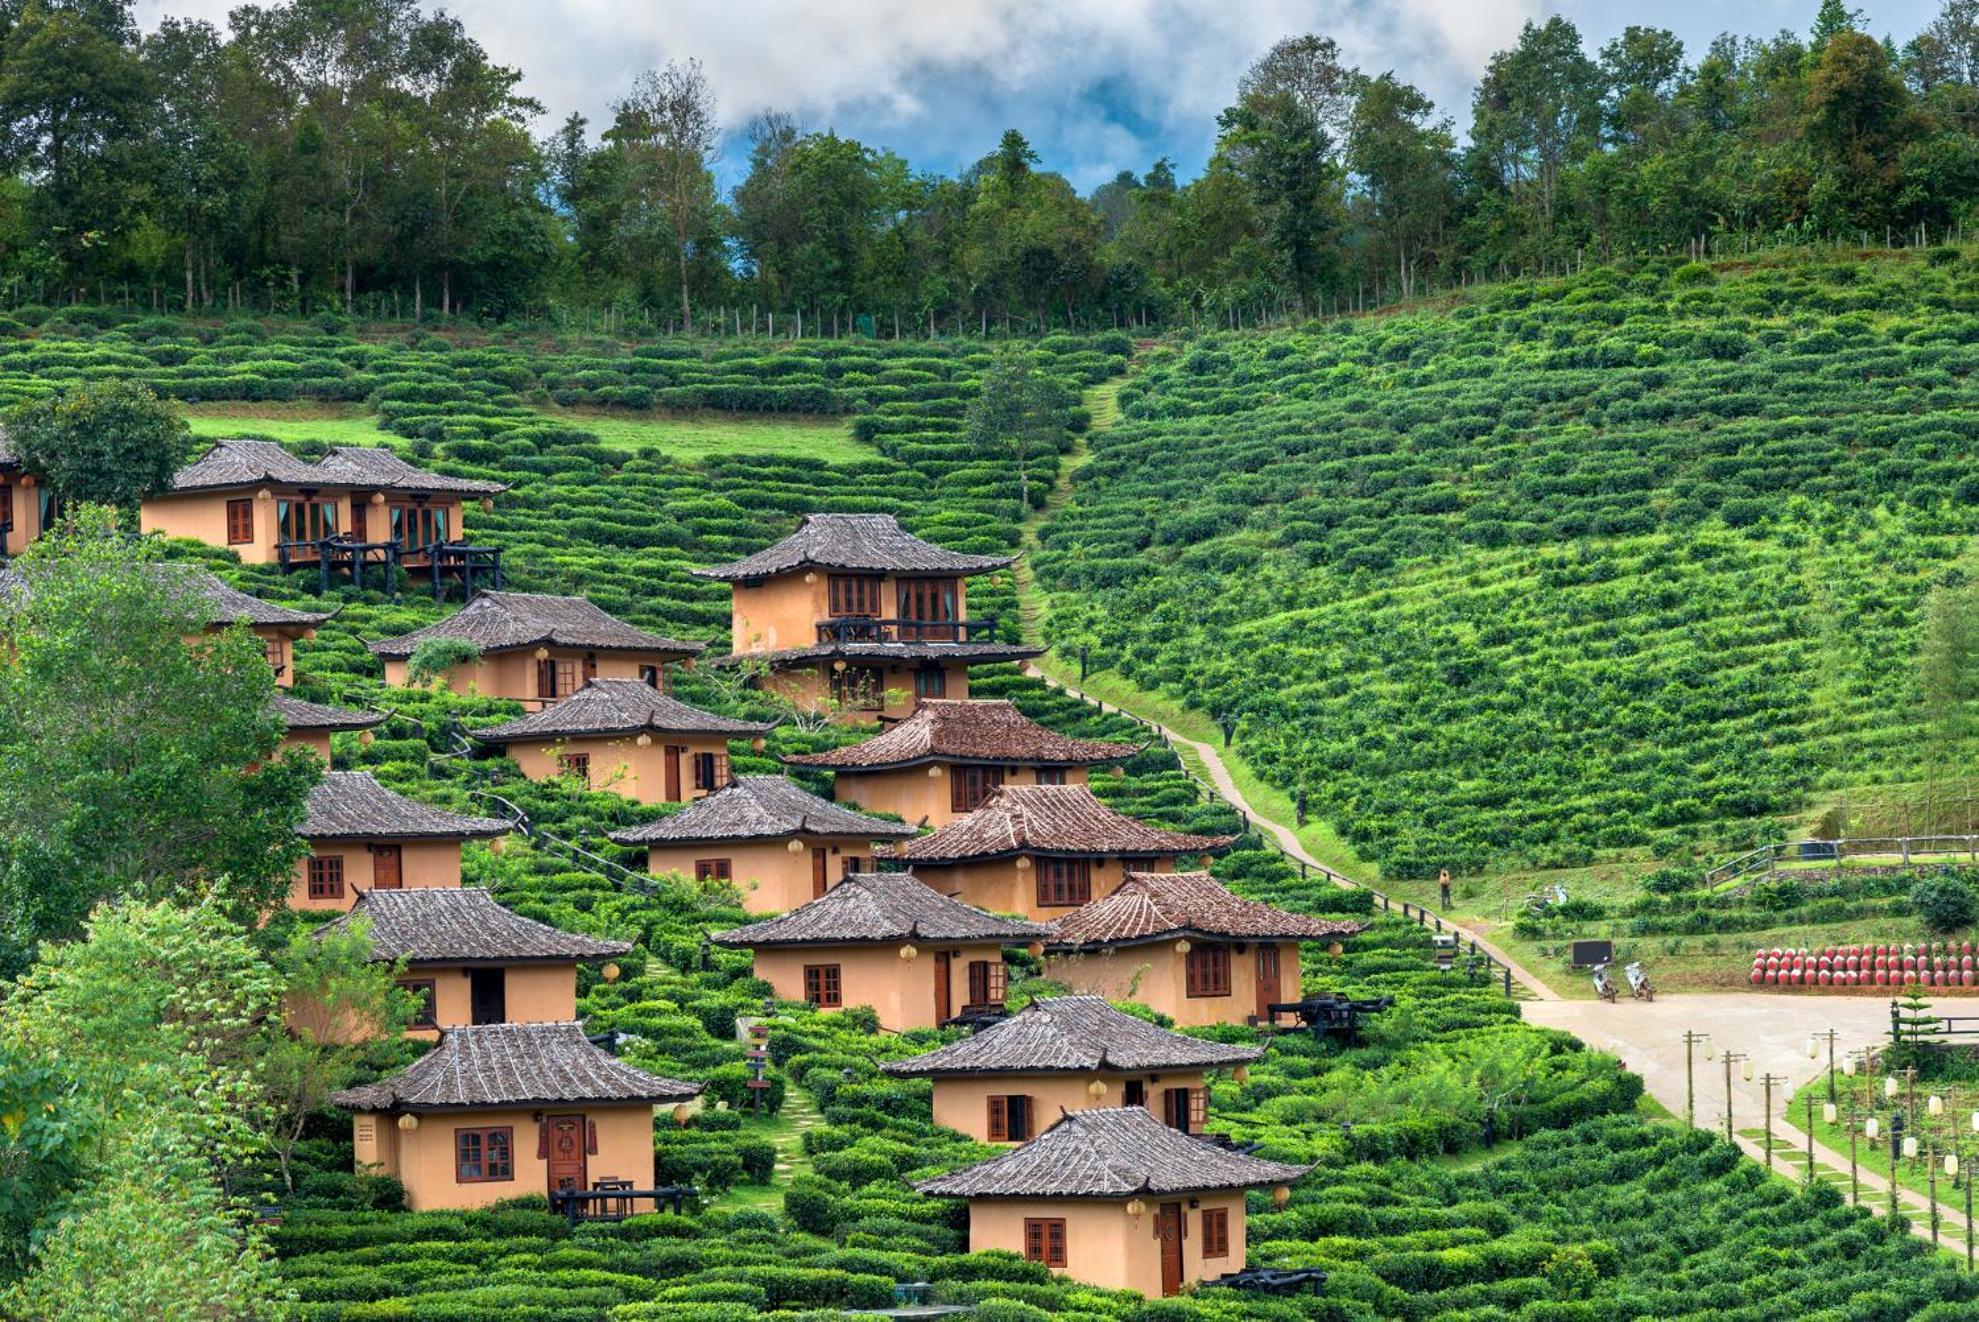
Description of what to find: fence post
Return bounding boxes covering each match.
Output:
[1505,966,1512,995]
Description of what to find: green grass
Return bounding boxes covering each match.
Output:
[533,405,871,463]
[183,400,873,465]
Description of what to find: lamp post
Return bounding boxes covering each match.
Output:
[1761,1074,1791,1170]
[1808,1028,1842,1105]
[1803,1090,1816,1185]
[1682,1031,1714,1128]
[1723,1050,1751,1143]
[1077,642,1089,683]
[1849,1102,1862,1206]
[1891,1111,1906,1221]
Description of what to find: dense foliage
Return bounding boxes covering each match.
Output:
[1039,249,1979,877]
[6,0,1979,329]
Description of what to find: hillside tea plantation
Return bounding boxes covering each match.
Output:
[1038,251,1979,879]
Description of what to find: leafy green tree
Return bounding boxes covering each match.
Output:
[1469,18,1603,241]
[609,58,722,333]
[1913,875,1977,933]
[1806,30,1914,227]
[1214,90,1341,315]
[406,635,481,687]
[5,379,189,511]
[0,510,316,973]
[962,348,1059,509]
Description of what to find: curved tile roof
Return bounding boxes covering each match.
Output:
[168,439,505,496]
[271,692,386,733]
[893,785,1235,864]
[0,563,332,629]
[318,887,630,964]
[710,870,1051,948]
[330,1021,700,1112]
[301,771,511,841]
[607,775,914,845]
[783,700,1138,771]
[1048,871,1366,950]
[368,590,703,660]
[692,513,1016,581]
[472,679,773,743]
[915,1106,1309,1199]
[880,995,1261,1077]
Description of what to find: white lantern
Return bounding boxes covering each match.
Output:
[635,732,652,747]
[1971,1110,1979,1134]
[1886,1076,1901,1099]
[787,839,805,855]
[1175,939,1192,955]
[1867,1117,1881,1140]
[898,944,918,961]
[1904,1135,1920,1159]
[1823,1102,1838,1125]
[1843,1055,1858,1077]
[928,765,943,778]
[1703,1040,1716,1061]
[1741,1058,1753,1082]
[1931,1095,1946,1117]
[1948,1154,1961,1178]
[396,1114,420,1132]
[1808,1038,1820,1060]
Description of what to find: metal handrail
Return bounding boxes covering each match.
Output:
[814,616,999,644]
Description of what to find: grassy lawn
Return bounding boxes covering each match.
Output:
[701,1093,820,1216]
[183,400,872,465]
[534,405,870,463]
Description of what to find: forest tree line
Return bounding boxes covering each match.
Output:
[4,0,1979,330]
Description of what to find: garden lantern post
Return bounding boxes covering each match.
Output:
[1682,1031,1712,1128]
[1722,1050,1749,1143]
[1761,1074,1790,1169]
[1804,1091,1815,1184]
[1809,1028,1841,1104]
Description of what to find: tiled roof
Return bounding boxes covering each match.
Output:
[693,513,1015,581]
[271,692,386,733]
[704,640,1042,667]
[166,439,506,496]
[915,1106,1309,1199]
[710,871,1052,948]
[880,995,1261,1077]
[783,700,1138,771]
[330,1021,701,1112]
[893,785,1235,864]
[300,771,511,841]
[368,591,703,661]
[1048,871,1366,950]
[0,564,332,629]
[472,679,773,744]
[317,887,629,963]
[607,775,915,845]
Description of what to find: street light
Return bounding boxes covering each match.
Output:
[1682,1031,1714,1127]
[1809,1028,1842,1104]
[1723,1050,1751,1143]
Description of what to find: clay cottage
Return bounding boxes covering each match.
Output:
[915,1106,1308,1297]
[369,590,703,708]
[292,771,511,912]
[1047,871,1365,1028]
[881,994,1262,1143]
[330,1020,702,1212]
[471,678,773,801]
[782,698,1138,827]
[271,692,386,761]
[891,783,1235,922]
[608,775,914,912]
[710,870,1050,1031]
[312,888,630,1036]
[692,513,1040,721]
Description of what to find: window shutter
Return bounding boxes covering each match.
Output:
[536,1122,549,1159]
[988,1096,1008,1141]
[586,1119,598,1155]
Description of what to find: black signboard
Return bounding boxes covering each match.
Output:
[1570,939,1615,968]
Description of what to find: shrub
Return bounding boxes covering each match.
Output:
[1913,876,1977,934]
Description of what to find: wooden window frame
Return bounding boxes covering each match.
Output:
[277,497,337,544]
[454,1126,514,1183]
[987,1093,1032,1142]
[827,574,884,618]
[831,665,886,711]
[398,978,438,1029]
[966,958,1007,1009]
[950,764,1003,814]
[1201,1207,1230,1258]
[1023,1217,1068,1268]
[914,667,948,699]
[1035,857,1092,908]
[803,963,842,1008]
[1188,1086,1207,1133]
[694,858,732,882]
[1185,944,1232,998]
[558,751,590,785]
[691,751,729,791]
[1035,766,1067,786]
[306,855,345,900]
[226,498,255,545]
[897,577,959,623]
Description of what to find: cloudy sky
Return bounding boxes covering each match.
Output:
[136,0,1944,189]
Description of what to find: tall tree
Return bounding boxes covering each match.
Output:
[610,58,721,332]
[1239,34,1358,142]
[1347,74,1455,299]
[1215,88,1341,315]
[1469,18,1604,237]
[6,379,190,512]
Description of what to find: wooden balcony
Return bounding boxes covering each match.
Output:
[276,535,504,600]
[815,616,999,645]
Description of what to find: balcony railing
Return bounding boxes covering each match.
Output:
[276,535,504,600]
[815,616,999,645]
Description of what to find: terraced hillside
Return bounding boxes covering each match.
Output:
[1036,250,1979,879]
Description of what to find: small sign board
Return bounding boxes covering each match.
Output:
[1570,939,1615,968]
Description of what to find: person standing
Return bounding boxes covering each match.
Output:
[1438,869,1452,910]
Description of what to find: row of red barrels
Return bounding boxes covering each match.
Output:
[1752,944,1979,986]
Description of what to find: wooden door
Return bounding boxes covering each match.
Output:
[1156,1202,1185,1296]
[1255,943,1281,1023]
[933,951,952,1024]
[469,969,506,1025]
[372,845,403,890]
[664,746,683,801]
[350,500,368,542]
[812,848,829,899]
[1162,1087,1191,1132]
[545,1114,588,1194]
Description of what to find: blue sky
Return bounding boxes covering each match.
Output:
[140,0,1947,191]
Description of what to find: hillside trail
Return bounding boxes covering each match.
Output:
[1016,370,1968,1252]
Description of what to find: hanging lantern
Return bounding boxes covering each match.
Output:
[1867,1117,1881,1140]
[899,944,918,961]
[16,474,32,489]
[1232,1065,1250,1084]
[256,486,273,502]
[803,571,817,584]
[1175,939,1192,955]
[672,1104,692,1128]
[1271,1185,1291,1208]
[371,491,387,506]
[1087,1079,1109,1100]
[602,963,621,983]
[487,834,503,855]
[928,765,943,778]
[751,736,766,752]
[397,1114,420,1132]
[1949,1154,1962,1178]
[1904,1135,1920,1159]
[1327,941,1344,958]
[1807,1038,1820,1060]
[1823,1102,1838,1125]
[1742,1058,1753,1082]
[534,646,551,661]
[635,732,653,747]
[1931,1095,1946,1117]
[832,659,847,673]
[479,497,495,513]
[1843,1055,1857,1077]
[1026,941,1045,958]
[787,838,805,855]
[1886,1076,1901,1099]
[1124,1198,1145,1217]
